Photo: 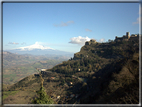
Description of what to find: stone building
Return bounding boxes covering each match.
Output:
[34,74,39,77]
[129,35,139,41]
[114,32,139,42]
[85,39,96,45]
[85,41,90,45]
[41,71,51,75]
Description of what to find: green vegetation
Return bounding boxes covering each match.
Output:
[32,69,53,104]
[3,58,67,85]
[3,91,19,100]
[3,36,139,104]
[32,86,54,104]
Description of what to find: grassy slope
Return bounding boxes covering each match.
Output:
[3,73,69,104]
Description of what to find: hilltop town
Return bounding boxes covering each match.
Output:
[114,32,139,42]
[85,32,139,46]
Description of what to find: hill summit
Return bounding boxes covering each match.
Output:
[73,32,139,60]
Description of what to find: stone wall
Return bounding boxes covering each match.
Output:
[85,39,96,45]
[115,32,139,42]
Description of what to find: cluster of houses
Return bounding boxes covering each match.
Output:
[114,32,139,42]
[85,39,96,45]
[34,68,52,77]
[85,32,139,44]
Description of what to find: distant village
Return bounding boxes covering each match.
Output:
[85,32,139,45]
[34,68,51,77]
[114,32,139,42]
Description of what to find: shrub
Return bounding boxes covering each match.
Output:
[32,86,54,104]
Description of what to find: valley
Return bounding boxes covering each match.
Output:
[2,35,140,104]
[3,52,71,85]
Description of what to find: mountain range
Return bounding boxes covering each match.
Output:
[4,49,73,56]
[3,51,71,85]
[4,42,74,57]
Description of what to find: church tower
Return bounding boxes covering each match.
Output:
[126,32,130,39]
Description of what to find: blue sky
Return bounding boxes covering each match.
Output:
[3,3,140,53]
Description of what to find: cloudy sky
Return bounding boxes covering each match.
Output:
[3,2,140,53]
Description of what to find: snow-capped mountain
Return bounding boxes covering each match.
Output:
[6,48,73,56]
[16,42,54,51]
[4,42,74,57]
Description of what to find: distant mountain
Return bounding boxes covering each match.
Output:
[3,51,71,85]
[3,50,73,68]
[4,42,74,57]
[3,51,30,62]
[4,49,74,57]
[3,51,40,68]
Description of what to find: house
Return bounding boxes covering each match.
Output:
[57,96,60,99]
[90,39,96,43]
[41,71,52,75]
[70,82,73,85]
[86,55,88,58]
[78,69,80,71]
[41,69,47,71]
[85,39,96,45]
[114,32,139,42]
[41,71,47,74]
[51,77,55,80]
[34,74,39,77]
[72,75,75,77]
[85,41,90,45]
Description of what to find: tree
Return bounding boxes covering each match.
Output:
[32,68,54,104]
[32,86,54,104]
[108,39,113,43]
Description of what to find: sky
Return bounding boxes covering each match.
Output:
[3,2,140,53]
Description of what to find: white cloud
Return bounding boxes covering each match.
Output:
[54,20,74,27]
[85,29,92,32]
[9,42,19,44]
[17,42,54,51]
[69,36,91,45]
[99,38,105,43]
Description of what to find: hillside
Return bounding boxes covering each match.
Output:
[3,36,140,104]
[3,52,70,85]
[3,51,71,68]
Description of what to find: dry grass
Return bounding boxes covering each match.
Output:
[3,91,36,104]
